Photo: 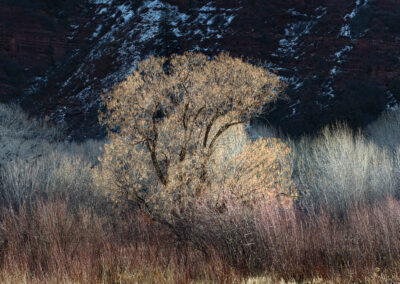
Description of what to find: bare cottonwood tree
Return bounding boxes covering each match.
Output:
[98,52,286,218]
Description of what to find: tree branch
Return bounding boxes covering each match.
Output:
[203,111,220,148]
[199,119,249,184]
[147,104,167,186]
[179,106,205,162]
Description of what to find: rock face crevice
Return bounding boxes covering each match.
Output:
[1,0,399,139]
[0,4,70,102]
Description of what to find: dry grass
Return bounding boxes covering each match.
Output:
[0,199,240,283]
[2,196,400,283]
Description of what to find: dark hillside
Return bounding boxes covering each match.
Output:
[0,0,399,138]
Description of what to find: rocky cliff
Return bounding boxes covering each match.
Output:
[1,0,399,139]
[0,4,68,101]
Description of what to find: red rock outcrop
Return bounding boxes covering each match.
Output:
[0,4,68,101]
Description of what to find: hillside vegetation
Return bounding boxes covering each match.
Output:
[1,54,400,283]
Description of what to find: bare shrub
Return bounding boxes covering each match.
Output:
[0,199,234,284]
[0,151,104,210]
[2,195,400,282]
[0,201,106,281]
[0,103,107,211]
[0,102,103,166]
[176,192,400,280]
[56,139,105,166]
[97,52,287,219]
[0,103,63,163]
[365,109,400,152]
[293,124,396,214]
[0,104,62,142]
[0,200,136,283]
[365,110,400,190]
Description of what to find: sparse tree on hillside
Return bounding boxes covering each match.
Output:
[155,9,180,56]
[98,52,289,220]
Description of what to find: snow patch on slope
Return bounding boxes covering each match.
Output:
[118,4,134,22]
[339,0,369,38]
[269,5,327,98]
[323,45,354,98]
[334,45,353,64]
[276,21,315,57]
[90,0,112,4]
[92,24,103,38]
[192,2,239,41]
[275,6,327,59]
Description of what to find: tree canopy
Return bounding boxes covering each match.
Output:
[98,52,289,217]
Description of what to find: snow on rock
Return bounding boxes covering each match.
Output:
[135,0,190,42]
[92,24,103,38]
[330,45,354,75]
[334,45,353,63]
[339,24,351,38]
[89,0,113,4]
[268,5,328,103]
[330,66,338,75]
[276,7,328,59]
[199,3,217,12]
[339,0,369,38]
[99,7,108,14]
[386,91,399,111]
[118,4,134,22]
[276,21,315,57]
[315,6,327,19]
[192,2,239,40]
[322,45,354,98]
[344,0,369,20]
[287,8,307,17]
